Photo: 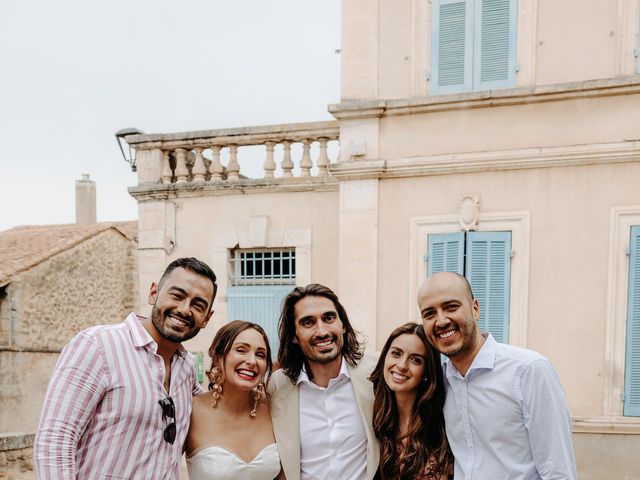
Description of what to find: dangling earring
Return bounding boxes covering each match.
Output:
[250,383,265,418]
[208,366,224,408]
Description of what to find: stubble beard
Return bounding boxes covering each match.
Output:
[150,305,199,344]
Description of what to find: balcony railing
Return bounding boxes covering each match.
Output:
[124,121,340,187]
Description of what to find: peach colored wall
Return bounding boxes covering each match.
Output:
[376,160,640,417]
[343,0,632,101]
[378,92,640,159]
[137,189,340,359]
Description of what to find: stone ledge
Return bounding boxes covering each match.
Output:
[126,120,339,149]
[329,75,640,119]
[572,417,640,435]
[0,434,34,452]
[128,175,339,201]
[317,140,640,181]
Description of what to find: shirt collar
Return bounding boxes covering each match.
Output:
[444,332,495,379]
[125,312,186,358]
[296,356,350,387]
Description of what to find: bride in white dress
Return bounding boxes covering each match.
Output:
[186,320,284,480]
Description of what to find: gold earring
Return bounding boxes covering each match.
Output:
[250,383,265,418]
[208,366,224,408]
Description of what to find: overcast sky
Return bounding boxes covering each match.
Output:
[0,1,341,231]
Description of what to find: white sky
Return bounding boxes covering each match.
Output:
[0,1,341,231]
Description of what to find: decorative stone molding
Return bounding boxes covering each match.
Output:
[385,140,640,178]
[572,416,640,435]
[128,175,339,202]
[329,76,640,120]
[458,195,480,231]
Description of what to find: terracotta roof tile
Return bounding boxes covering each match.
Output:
[0,221,138,286]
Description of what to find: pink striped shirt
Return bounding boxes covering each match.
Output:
[34,313,203,479]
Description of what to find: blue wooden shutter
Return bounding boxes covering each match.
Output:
[474,0,517,90]
[625,226,640,416]
[431,0,473,94]
[427,232,465,275]
[466,231,511,343]
[227,285,292,359]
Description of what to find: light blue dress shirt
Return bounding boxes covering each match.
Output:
[443,333,577,480]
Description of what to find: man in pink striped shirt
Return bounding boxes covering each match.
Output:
[34,257,217,479]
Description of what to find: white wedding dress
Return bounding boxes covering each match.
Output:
[187,443,281,480]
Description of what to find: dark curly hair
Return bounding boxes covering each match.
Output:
[370,322,452,479]
[207,320,273,389]
[276,283,364,383]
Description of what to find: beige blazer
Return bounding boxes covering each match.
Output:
[268,354,380,480]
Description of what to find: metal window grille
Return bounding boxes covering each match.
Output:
[229,248,296,286]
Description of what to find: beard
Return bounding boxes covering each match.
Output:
[150,304,200,343]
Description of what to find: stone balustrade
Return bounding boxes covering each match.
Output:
[124,121,340,186]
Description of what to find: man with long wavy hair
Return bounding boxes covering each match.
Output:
[267,283,380,480]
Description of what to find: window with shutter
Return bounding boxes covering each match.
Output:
[426,231,511,342]
[624,226,640,416]
[227,248,296,358]
[430,0,517,94]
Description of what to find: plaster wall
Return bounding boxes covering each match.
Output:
[573,432,640,480]
[378,92,640,160]
[137,189,340,358]
[376,160,640,418]
[344,0,629,100]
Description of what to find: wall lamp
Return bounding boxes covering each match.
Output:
[115,127,143,172]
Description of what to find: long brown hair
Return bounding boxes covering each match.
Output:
[276,284,364,383]
[370,323,451,479]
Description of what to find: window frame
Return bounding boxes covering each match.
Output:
[429,0,518,95]
[409,210,530,347]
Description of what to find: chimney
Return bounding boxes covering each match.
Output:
[75,174,96,224]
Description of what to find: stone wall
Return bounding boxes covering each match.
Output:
[4,229,137,350]
[0,228,137,433]
[0,433,34,480]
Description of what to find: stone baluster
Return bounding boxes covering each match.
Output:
[316,137,330,176]
[281,141,293,178]
[263,141,276,178]
[161,150,173,184]
[209,146,223,181]
[175,148,189,183]
[300,140,312,177]
[192,147,207,183]
[227,144,240,180]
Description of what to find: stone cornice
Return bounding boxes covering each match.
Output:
[128,176,339,201]
[572,416,640,435]
[329,141,640,180]
[125,120,339,150]
[329,76,640,120]
[329,160,387,180]
[383,140,640,178]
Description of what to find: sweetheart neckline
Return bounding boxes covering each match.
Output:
[187,442,278,465]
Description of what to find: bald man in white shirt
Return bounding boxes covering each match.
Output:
[268,284,379,480]
[418,272,576,480]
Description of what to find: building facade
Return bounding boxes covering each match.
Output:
[122,1,640,477]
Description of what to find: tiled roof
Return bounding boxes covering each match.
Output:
[0,221,137,286]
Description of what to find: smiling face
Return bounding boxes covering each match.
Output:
[221,328,268,391]
[418,272,482,374]
[148,267,214,344]
[383,333,427,396]
[293,295,345,368]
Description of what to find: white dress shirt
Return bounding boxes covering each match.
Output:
[443,333,577,480]
[297,357,368,480]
